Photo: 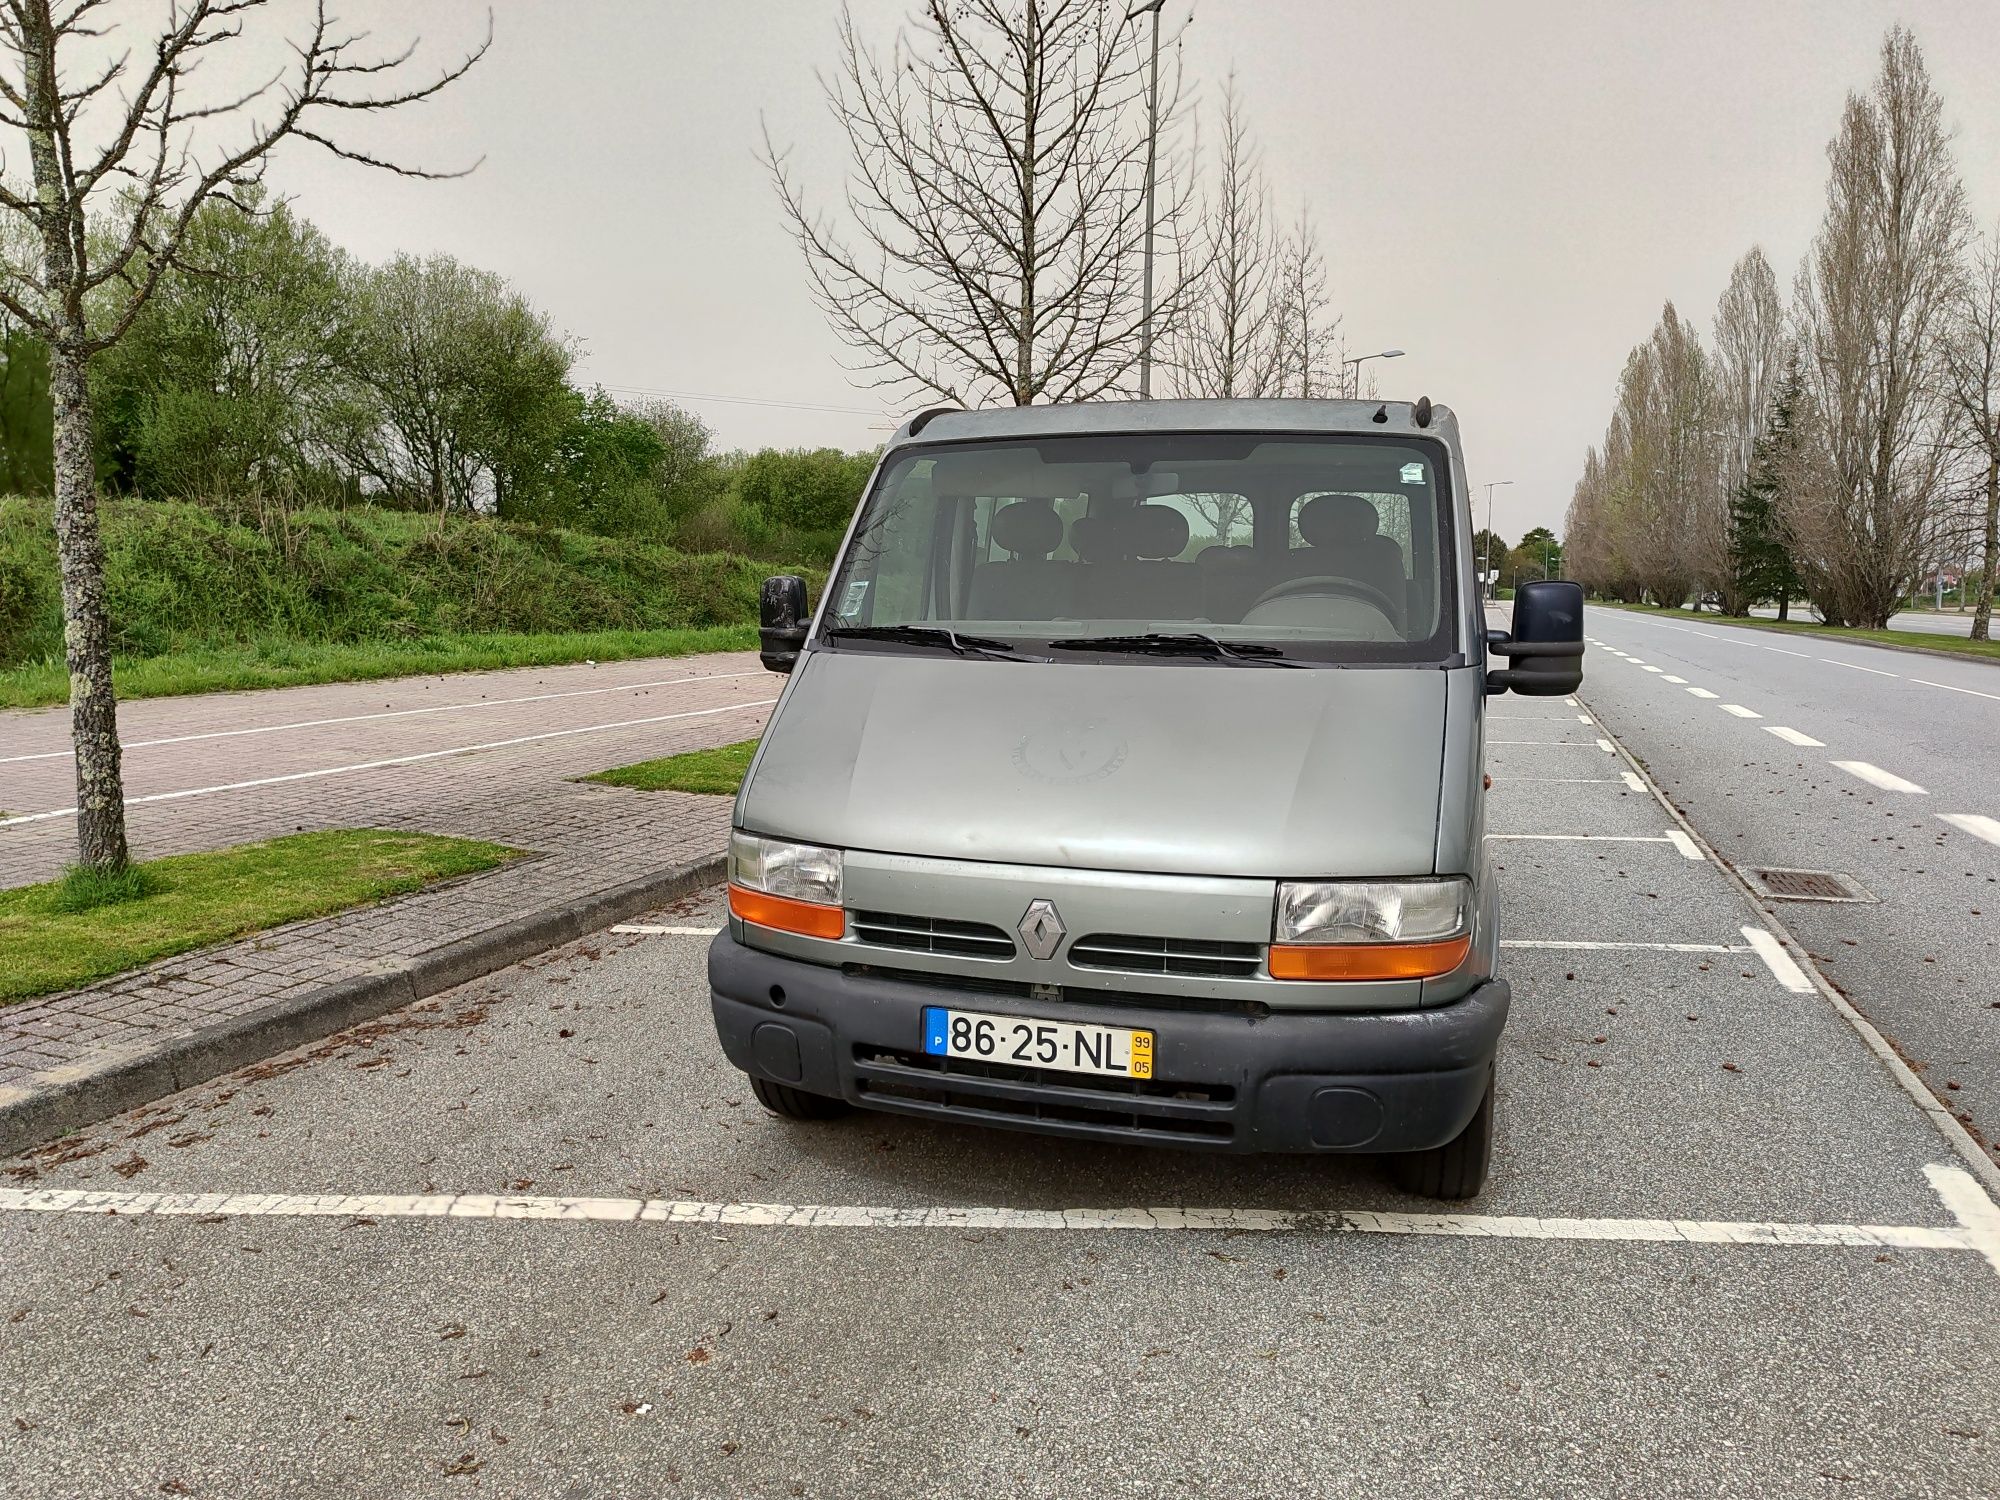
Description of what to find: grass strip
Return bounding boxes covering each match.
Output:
[0,625,760,711]
[1589,602,2000,664]
[0,829,519,1003]
[584,738,759,796]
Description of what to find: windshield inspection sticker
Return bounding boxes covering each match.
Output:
[838,579,870,616]
[1400,462,1425,485]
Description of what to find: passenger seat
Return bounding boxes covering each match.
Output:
[968,499,1071,619]
[1072,505,1199,620]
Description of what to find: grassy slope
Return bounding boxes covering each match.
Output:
[1592,601,2000,664]
[0,496,817,707]
[0,829,517,1002]
[585,738,758,796]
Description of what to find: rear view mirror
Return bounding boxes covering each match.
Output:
[759,574,809,674]
[1486,580,1584,696]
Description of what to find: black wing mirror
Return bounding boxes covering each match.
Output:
[759,574,809,674]
[1486,579,1584,696]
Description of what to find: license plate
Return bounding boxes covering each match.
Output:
[922,1006,1153,1080]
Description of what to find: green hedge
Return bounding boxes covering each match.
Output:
[0,497,824,667]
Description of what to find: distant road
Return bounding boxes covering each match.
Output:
[1744,605,1980,637]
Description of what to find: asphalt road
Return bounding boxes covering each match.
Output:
[1576,606,2000,1175]
[1744,606,1985,637]
[4,689,1997,1498]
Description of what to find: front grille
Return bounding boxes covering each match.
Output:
[852,910,1016,959]
[1069,932,1263,979]
[841,964,1270,1018]
[853,1046,1234,1142]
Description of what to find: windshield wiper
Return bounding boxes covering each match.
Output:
[1047,632,1308,667]
[826,624,1030,660]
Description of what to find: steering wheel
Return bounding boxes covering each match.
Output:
[1245,574,1400,620]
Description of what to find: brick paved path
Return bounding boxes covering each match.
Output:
[0,652,773,1097]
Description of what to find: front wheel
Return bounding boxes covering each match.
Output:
[1390,1068,1494,1200]
[748,1074,852,1122]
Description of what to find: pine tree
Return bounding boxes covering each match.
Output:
[1727,357,1805,618]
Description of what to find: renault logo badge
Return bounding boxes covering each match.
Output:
[1017,899,1066,960]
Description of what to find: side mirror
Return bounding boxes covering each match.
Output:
[1485,579,1584,696]
[759,574,809,675]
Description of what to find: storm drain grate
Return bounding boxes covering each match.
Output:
[1745,867,1876,903]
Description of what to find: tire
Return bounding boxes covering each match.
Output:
[1391,1068,1495,1201]
[748,1074,852,1122]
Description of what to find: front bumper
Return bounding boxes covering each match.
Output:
[708,931,1508,1155]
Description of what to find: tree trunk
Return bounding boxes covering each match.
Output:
[50,344,130,872]
[1776,593,1790,622]
[1973,455,1998,642]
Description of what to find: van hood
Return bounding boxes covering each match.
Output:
[739,649,1450,879]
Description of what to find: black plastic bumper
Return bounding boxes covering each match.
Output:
[707,932,1509,1155]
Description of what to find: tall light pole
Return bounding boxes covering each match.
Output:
[1482,480,1514,601]
[1341,348,1404,399]
[1129,0,1166,399]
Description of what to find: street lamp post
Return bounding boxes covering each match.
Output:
[1128,0,1166,399]
[1482,480,1514,601]
[1340,348,1404,399]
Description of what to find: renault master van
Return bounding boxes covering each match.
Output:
[707,399,1583,1199]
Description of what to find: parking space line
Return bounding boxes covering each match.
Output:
[1742,926,1815,994]
[1595,737,1614,752]
[1720,704,1762,719]
[1765,727,1826,748]
[0,698,780,827]
[1621,771,1646,792]
[0,1186,1976,1256]
[611,925,723,936]
[1664,829,1704,859]
[1487,777,1624,784]
[1831,761,1927,795]
[1927,1165,2000,1277]
[1501,940,1748,952]
[1938,814,2000,848]
[1488,739,1603,747]
[1486,834,1677,844]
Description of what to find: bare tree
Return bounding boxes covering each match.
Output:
[767,0,1190,409]
[1707,247,1787,609]
[1788,26,1969,629]
[1167,74,1279,401]
[1946,219,2000,640]
[1267,206,1342,399]
[0,2,487,872]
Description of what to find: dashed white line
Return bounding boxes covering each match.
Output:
[1937,814,2000,848]
[0,1186,1975,1256]
[1686,687,1719,700]
[1822,659,1899,678]
[1641,665,1664,674]
[1910,677,2000,703]
[1764,727,1826,748]
[1741,926,1816,994]
[0,698,780,828]
[611,925,723,936]
[1663,675,1688,684]
[1720,704,1763,719]
[1831,761,1928,795]
[1764,647,1814,659]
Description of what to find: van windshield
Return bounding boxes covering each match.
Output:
[819,433,1458,665]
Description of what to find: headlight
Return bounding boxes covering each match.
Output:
[1270,878,1471,980]
[729,831,845,939]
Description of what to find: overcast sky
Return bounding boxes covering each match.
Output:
[251,0,2000,542]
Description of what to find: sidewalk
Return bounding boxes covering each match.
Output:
[0,652,771,1154]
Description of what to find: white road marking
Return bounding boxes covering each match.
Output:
[1665,829,1705,860]
[1911,677,2000,703]
[1485,834,1678,844]
[0,1186,1974,1255]
[1502,939,1749,953]
[1764,647,1814,659]
[1487,777,1625,784]
[1822,658,1899,678]
[1742,926,1815,994]
[1720,704,1762,719]
[1764,727,1825,748]
[1621,771,1646,792]
[1663,675,1688,684]
[1626,658,1648,665]
[1641,665,1664,674]
[1595,737,1615,753]
[1686,687,1719,699]
[1831,761,1927,795]
[1577,714,1594,724]
[1487,739,1603,747]
[1927,1165,2000,1278]
[0,670,766,766]
[611,925,723,936]
[0,699,779,827]
[1937,813,2000,848]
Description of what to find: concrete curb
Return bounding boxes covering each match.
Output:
[0,853,726,1161]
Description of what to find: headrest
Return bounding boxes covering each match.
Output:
[1298,493,1381,548]
[989,499,1063,558]
[1128,504,1189,560]
[1069,513,1122,564]
[1196,544,1256,569]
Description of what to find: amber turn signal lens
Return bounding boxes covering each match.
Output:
[1268,934,1472,981]
[729,883,845,940]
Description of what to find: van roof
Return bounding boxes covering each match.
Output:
[887,397,1459,449]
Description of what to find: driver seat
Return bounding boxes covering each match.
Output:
[1291,493,1406,627]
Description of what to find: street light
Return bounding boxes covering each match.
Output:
[1482,480,1514,601]
[1128,0,1167,399]
[1340,348,1404,399]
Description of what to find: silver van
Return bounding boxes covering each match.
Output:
[707,399,1583,1198]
